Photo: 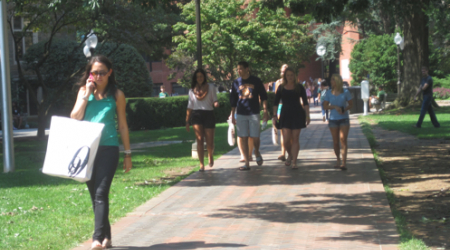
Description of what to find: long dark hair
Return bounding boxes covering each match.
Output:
[77,55,118,100]
[191,69,207,89]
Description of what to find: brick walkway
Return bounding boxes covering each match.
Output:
[74,106,399,250]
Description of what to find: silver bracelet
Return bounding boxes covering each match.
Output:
[124,149,131,154]
[82,95,89,101]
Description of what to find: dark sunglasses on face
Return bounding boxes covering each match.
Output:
[90,71,108,77]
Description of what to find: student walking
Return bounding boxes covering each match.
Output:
[185,69,219,171]
[230,61,269,170]
[272,68,310,169]
[318,79,329,122]
[70,55,132,250]
[274,64,288,161]
[413,66,440,128]
[322,74,353,171]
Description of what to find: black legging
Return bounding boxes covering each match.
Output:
[86,146,119,242]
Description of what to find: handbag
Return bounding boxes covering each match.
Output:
[42,116,104,182]
[227,119,236,146]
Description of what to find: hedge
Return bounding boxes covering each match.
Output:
[126,92,276,130]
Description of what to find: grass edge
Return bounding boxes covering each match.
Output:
[358,118,429,250]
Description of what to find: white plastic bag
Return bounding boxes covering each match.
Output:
[272,126,279,146]
[42,116,104,182]
[227,119,235,146]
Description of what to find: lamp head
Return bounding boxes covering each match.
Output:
[394,32,403,45]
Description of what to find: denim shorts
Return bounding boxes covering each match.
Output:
[236,114,260,138]
[328,118,350,128]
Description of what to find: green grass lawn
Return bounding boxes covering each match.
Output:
[359,105,449,139]
[0,121,265,250]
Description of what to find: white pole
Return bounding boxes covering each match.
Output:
[1,0,15,173]
[363,100,368,116]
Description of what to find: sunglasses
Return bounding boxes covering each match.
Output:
[90,71,108,77]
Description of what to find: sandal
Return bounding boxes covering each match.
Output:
[239,158,245,162]
[285,160,291,166]
[255,155,263,166]
[291,165,298,170]
[239,166,251,171]
[339,166,347,171]
[277,155,286,161]
[90,241,103,250]
[102,239,112,249]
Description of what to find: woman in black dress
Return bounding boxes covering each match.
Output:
[272,68,310,169]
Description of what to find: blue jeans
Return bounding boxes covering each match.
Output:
[321,102,329,120]
[416,95,440,128]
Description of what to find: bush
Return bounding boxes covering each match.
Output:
[433,87,450,100]
[349,34,399,93]
[96,43,153,97]
[23,40,153,121]
[126,92,276,130]
[434,75,450,89]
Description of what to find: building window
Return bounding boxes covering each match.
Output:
[153,83,163,97]
[171,82,188,96]
[13,17,38,61]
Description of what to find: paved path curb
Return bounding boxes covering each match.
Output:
[73,106,399,250]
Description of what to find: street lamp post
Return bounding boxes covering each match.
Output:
[195,0,202,69]
[316,44,326,79]
[394,33,404,96]
[1,0,15,173]
[83,31,98,58]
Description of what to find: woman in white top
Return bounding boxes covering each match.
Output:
[185,69,219,171]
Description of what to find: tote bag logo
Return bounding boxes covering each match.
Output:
[68,146,90,178]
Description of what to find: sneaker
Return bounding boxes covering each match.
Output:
[412,124,421,128]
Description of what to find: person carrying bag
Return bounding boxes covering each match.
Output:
[70,55,132,250]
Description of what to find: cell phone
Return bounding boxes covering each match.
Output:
[89,73,97,87]
[341,107,345,113]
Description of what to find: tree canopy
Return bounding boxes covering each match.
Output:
[8,0,179,137]
[348,34,399,93]
[168,0,315,88]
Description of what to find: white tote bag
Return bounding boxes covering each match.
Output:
[42,116,104,182]
[227,119,235,146]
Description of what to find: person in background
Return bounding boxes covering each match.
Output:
[312,80,319,106]
[12,101,22,129]
[318,79,329,122]
[370,86,386,111]
[273,67,310,169]
[230,61,268,170]
[159,85,169,98]
[274,64,289,161]
[413,66,440,128]
[185,69,219,171]
[323,74,353,171]
[305,81,313,104]
[70,55,132,250]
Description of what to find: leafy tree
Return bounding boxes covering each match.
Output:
[7,0,177,138]
[349,34,399,93]
[24,40,152,97]
[168,0,315,88]
[261,0,445,104]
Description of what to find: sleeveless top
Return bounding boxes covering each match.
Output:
[83,93,119,146]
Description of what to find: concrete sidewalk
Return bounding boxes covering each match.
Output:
[74,106,399,250]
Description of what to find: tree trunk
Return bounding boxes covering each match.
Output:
[37,105,47,139]
[400,2,428,104]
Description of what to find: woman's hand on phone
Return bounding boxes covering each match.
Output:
[86,75,96,95]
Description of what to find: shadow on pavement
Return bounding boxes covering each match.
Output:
[113,241,247,249]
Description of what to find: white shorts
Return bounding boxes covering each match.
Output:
[236,114,260,138]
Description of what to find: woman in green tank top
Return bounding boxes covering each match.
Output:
[70,55,132,250]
